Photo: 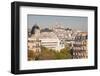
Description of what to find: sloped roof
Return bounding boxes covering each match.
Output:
[39,31,58,39]
[31,24,40,34]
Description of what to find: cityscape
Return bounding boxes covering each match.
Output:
[27,15,88,61]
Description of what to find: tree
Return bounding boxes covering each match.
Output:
[60,47,72,59]
[28,50,36,61]
[28,46,72,61]
[38,46,56,60]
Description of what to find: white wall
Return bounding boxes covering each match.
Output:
[0,0,99,76]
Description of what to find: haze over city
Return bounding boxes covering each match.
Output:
[27,14,88,32]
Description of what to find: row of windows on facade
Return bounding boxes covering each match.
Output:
[73,54,87,58]
[74,40,87,44]
[73,55,87,59]
[75,36,88,40]
[73,50,87,54]
[73,52,87,56]
[28,42,58,47]
[34,49,40,53]
[28,40,58,44]
[28,45,57,49]
[73,43,87,47]
[28,40,41,43]
[72,47,87,51]
[28,46,40,49]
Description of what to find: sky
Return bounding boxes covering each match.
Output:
[27,14,88,32]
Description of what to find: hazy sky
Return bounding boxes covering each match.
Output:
[27,14,88,32]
